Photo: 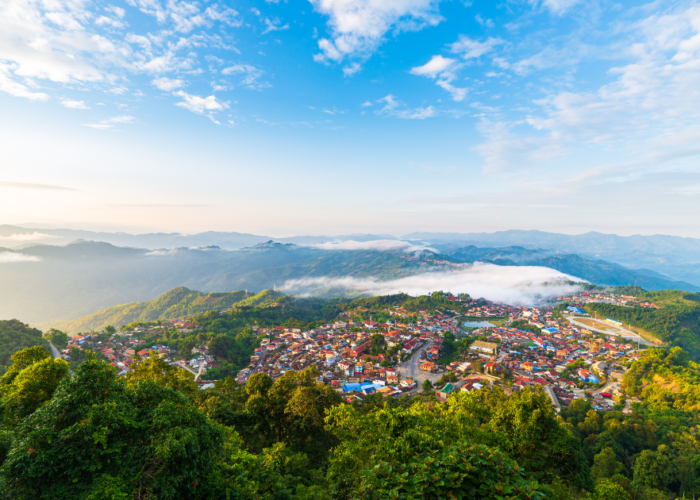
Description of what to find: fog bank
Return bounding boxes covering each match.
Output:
[281,263,585,305]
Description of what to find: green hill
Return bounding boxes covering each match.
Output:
[40,287,284,334]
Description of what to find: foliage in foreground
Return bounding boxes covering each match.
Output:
[0,344,697,500]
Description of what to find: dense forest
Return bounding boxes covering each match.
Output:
[0,343,697,499]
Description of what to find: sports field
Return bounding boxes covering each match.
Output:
[573,317,622,332]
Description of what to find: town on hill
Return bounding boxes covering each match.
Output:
[1,287,698,499]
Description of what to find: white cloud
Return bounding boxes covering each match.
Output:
[310,239,437,253]
[85,115,135,129]
[221,64,269,89]
[105,5,126,18]
[361,100,373,107]
[410,55,455,77]
[310,0,443,64]
[151,77,183,91]
[0,0,241,122]
[409,55,467,101]
[343,62,362,76]
[376,94,437,119]
[0,252,42,263]
[0,232,57,242]
[174,91,228,114]
[0,63,50,101]
[281,262,584,305]
[475,4,700,175]
[262,17,289,35]
[60,99,88,109]
[530,0,582,16]
[95,15,126,29]
[449,35,502,59]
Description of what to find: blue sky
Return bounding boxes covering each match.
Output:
[1,0,700,237]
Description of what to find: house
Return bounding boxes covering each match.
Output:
[437,383,455,401]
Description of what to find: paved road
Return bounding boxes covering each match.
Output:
[398,340,443,389]
[565,316,653,346]
[48,341,62,359]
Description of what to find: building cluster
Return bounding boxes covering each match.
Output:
[235,307,466,401]
[62,290,646,411]
[62,321,217,387]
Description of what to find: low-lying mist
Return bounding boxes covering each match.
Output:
[308,239,437,253]
[281,262,585,305]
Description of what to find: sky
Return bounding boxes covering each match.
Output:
[1,0,700,237]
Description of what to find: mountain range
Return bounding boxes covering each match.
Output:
[3,225,700,286]
[1,235,698,327]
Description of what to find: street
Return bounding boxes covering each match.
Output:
[398,340,443,389]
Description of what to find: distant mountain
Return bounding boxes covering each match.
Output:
[0,241,429,324]
[1,237,698,327]
[412,230,700,284]
[0,225,398,250]
[40,287,284,334]
[441,245,700,292]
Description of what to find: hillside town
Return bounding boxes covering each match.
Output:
[61,290,644,412]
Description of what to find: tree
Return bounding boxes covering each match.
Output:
[488,387,591,489]
[104,325,116,334]
[43,329,69,349]
[586,479,631,500]
[354,441,544,500]
[0,345,50,387]
[422,379,432,392]
[0,355,225,499]
[126,353,197,397]
[633,445,675,491]
[592,447,625,483]
[1,356,69,423]
[209,334,233,359]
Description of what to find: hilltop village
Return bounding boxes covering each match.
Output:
[62,290,651,412]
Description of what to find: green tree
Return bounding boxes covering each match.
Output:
[43,329,69,349]
[586,479,631,500]
[0,345,50,387]
[1,356,69,423]
[355,441,544,500]
[488,387,591,489]
[104,325,116,334]
[633,445,675,491]
[592,447,625,483]
[0,355,225,499]
[422,379,432,392]
[126,354,197,397]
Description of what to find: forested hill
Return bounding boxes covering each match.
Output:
[586,290,700,357]
[40,287,284,334]
[0,320,49,373]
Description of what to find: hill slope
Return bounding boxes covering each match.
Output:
[42,288,284,333]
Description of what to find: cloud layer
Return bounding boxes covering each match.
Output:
[309,239,436,253]
[281,262,584,305]
[0,252,42,263]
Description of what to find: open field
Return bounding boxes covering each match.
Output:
[574,317,623,332]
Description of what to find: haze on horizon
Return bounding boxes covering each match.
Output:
[1,0,700,237]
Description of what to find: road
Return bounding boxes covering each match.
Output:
[565,315,653,346]
[398,340,443,389]
[48,341,62,359]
